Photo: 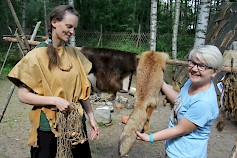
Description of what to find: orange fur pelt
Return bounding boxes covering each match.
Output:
[119,51,169,157]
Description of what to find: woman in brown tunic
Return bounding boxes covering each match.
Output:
[8,5,99,158]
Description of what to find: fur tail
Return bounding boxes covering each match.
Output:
[119,105,147,157]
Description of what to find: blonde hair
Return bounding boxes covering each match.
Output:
[188,45,224,71]
[47,5,79,70]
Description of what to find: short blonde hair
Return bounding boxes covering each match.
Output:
[188,45,224,71]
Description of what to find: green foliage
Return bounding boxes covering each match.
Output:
[1,114,16,129]
[96,122,107,127]
[157,33,172,53]
[0,46,22,77]
[77,37,99,47]
[177,34,195,59]
[0,0,198,67]
[76,0,151,32]
[96,120,114,128]
[100,38,148,54]
[25,1,45,35]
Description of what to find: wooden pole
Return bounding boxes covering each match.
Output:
[167,59,237,73]
[167,59,188,66]
[0,29,18,76]
[1,7,42,123]
[30,21,42,41]
[15,32,28,54]
[0,85,15,123]
[3,37,40,45]
[6,0,30,53]
[136,25,141,47]
[2,36,237,73]
[97,24,103,47]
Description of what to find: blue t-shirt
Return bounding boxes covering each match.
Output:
[165,79,219,158]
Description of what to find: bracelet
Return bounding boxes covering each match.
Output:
[150,133,154,143]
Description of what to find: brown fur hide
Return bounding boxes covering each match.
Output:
[78,47,138,94]
[119,51,169,157]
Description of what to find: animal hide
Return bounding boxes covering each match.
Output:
[119,51,169,157]
[78,47,138,94]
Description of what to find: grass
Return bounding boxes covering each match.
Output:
[1,114,17,129]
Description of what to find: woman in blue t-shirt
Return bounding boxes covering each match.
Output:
[136,45,224,158]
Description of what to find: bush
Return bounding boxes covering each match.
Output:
[0,46,22,77]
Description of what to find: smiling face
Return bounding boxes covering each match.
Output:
[188,57,217,86]
[51,12,78,46]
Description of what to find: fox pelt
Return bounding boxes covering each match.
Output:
[119,51,169,157]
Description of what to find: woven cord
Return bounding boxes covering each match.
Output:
[56,103,87,158]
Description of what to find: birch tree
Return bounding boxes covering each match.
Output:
[172,0,181,59]
[150,0,158,51]
[68,0,76,46]
[193,0,211,48]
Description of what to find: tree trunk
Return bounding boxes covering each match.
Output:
[68,0,76,46]
[150,0,158,51]
[172,0,180,59]
[193,0,211,48]
[6,0,30,53]
[44,0,47,36]
[169,0,173,17]
[21,0,26,33]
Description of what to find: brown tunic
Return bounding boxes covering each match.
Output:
[8,45,92,147]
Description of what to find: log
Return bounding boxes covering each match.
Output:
[3,37,40,45]
[6,0,30,52]
[2,38,237,73]
[167,59,188,66]
[167,59,237,73]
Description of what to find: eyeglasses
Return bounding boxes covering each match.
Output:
[187,60,212,71]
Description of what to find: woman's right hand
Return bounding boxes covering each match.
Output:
[18,86,72,113]
[52,97,73,113]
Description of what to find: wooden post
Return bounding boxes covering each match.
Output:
[0,85,15,123]
[0,11,42,123]
[136,25,141,47]
[30,21,42,41]
[97,24,103,47]
[6,0,30,53]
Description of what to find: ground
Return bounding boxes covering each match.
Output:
[0,79,237,158]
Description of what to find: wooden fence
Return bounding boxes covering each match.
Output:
[76,30,150,50]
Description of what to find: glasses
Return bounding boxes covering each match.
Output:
[187,60,212,71]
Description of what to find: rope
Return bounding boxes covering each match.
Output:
[56,103,86,158]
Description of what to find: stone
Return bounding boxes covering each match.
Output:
[94,109,112,124]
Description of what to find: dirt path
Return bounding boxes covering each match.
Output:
[0,79,237,158]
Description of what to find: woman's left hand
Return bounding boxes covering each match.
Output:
[89,118,99,141]
[136,131,150,142]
